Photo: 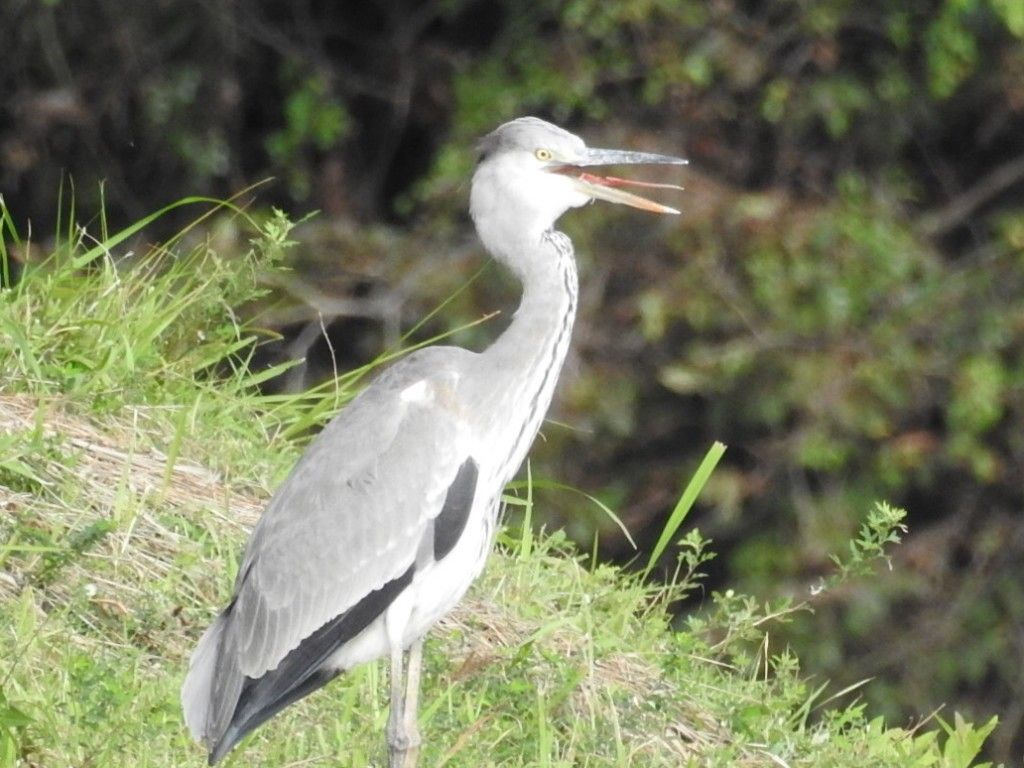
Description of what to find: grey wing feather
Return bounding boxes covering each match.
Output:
[183,347,476,746]
[234,347,474,675]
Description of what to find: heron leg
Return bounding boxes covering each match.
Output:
[399,638,424,767]
[387,644,405,767]
[387,640,423,768]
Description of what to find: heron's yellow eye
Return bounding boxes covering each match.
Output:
[535,148,553,162]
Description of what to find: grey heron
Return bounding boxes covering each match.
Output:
[181,116,686,766]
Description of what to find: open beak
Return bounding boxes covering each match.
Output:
[556,147,688,214]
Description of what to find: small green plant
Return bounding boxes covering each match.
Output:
[816,500,908,593]
[0,685,32,768]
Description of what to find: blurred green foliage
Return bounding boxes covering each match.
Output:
[265,68,350,200]
[2,0,1023,761]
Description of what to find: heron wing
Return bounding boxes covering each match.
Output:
[236,349,474,677]
[193,348,477,745]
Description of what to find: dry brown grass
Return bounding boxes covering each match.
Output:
[1,394,258,626]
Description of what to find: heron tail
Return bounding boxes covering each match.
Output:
[181,613,226,745]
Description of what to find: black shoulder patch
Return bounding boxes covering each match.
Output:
[208,564,416,765]
[433,458,479,561]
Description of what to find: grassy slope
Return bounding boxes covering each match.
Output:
[0,206,1000,767]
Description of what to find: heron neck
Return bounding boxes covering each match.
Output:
[481,231,578,375]
[472,230,578,479]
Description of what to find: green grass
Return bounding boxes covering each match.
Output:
[0,198,1001,767]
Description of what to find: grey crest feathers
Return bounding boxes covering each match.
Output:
[476,116,585,163]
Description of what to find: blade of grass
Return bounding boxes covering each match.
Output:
[98,180,108,243]
[1,319,44,382]
[70,184,267,269]
[55,173,66,250]
[0,195,20,288]
[508,477,637,550]
[520,461,535,558]
[397,262,491,343]
[643,440,726,578]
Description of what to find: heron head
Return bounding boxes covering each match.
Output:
[470,117,686,244]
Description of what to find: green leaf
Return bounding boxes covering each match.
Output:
[644,441,726,577]
[938,712,998,767]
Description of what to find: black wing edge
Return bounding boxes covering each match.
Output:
[432,457,479,561]
[208,564,416,765]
